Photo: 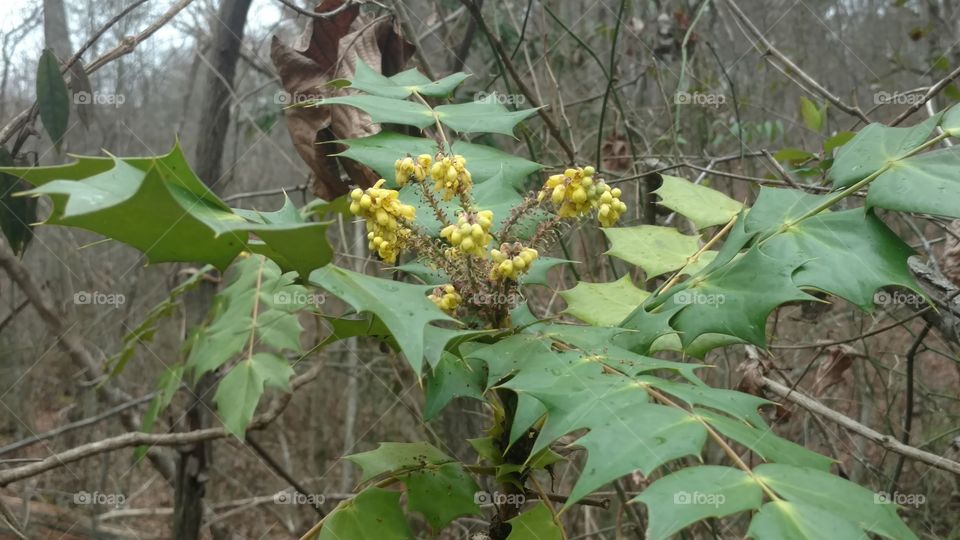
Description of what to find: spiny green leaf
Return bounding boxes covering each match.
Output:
[866,145,960,219]
[754,464,917,540]
[747,501,864,540]
[309,265,455,376]
[346,441,452,484]
[697,410,833,471]
[506,502,563,540]
[434,101,539,135]
[423,353,486,420]
[213,352,292,438]
[36,49,69,150]
[318,488,413,540]
[634,466,763,540]
[604,225,701,279]
[560,275,650,326]
[404,462,481,530]
[829,114,940,188]
[309,95,434,128]
[348,58,468,99]
[653,175,743,229]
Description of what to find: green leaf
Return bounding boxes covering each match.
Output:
[349,59,469,99]
[666,247,816,346]
[6,145,331,274]
[506,502,563,540]
[823,131,855,154]
[404,462,481,530]
[346,441,452,484]
[318,488,413,540]
[309,95,434,128]
[36,49,69,149]
[337,132,541,189]
[560,275,650,326]
[697,410,833,471]
[747,187,921,310]
[520,257,572,287]
[309,265,455,376]
[213,352,292,437]
[434,101,539,136]
[773,148,817,163]
[634,466,763,540]
[867,146,960,219]
[604,225,701,278]
[753,464,917,540]
[0,146,36,255]
[653,175,743,230]
[799,97,822,132]
[829,114,940,188]
[941,103,960,136]
[423,353,486,420]
[747,501,864,540]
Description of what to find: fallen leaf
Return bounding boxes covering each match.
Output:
[270,0,414,199]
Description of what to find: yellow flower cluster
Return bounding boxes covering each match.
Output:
[490,242,538,281]
[538,166,626,226]
[429,284,462,313]
[430,154,473,200]
[349,179,416,263]
[394,154,432,187]
[440,210,494,258]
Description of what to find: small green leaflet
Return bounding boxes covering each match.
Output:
[747,501,864,540]
[867,145,960,219]
[506,502,563,540]
[653,175,743,229]
[829,114,940,187]
[347,441,453,484]
[213,352,293,437]
[560,275,650,326]
[36,49,69,150]
[348,58,469,99]
[317,488,413,540]
[633,466,763,540]
[603,225,701,278]
[2,144,331,274]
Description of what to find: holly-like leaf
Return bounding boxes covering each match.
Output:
[698,410,833,471]
[348,58,469,99]
[5,145,331,274]
[604,225,701,279]
[506,502,563,540]
[560,275,650,326]
[423,353,486,420]
[434,101,539,136]
[309,95,434,128]
[318,488,413,540]
[347,441,453,484]
[404,462,481,530]
[747,501,864,540]
[213,352,293,437]
[829,114,940,187]
[866,145,960,219]
[309,265,455,375]
[665,247,816,346]
[634,466,763,540]
[36,49,69,150]
[337,131,541,189]
[653,175,743,229]
[753,464,918,540]
[747,187,921,310]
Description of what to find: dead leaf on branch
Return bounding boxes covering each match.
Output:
[813,344,861,395]
[270,0,414,200]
